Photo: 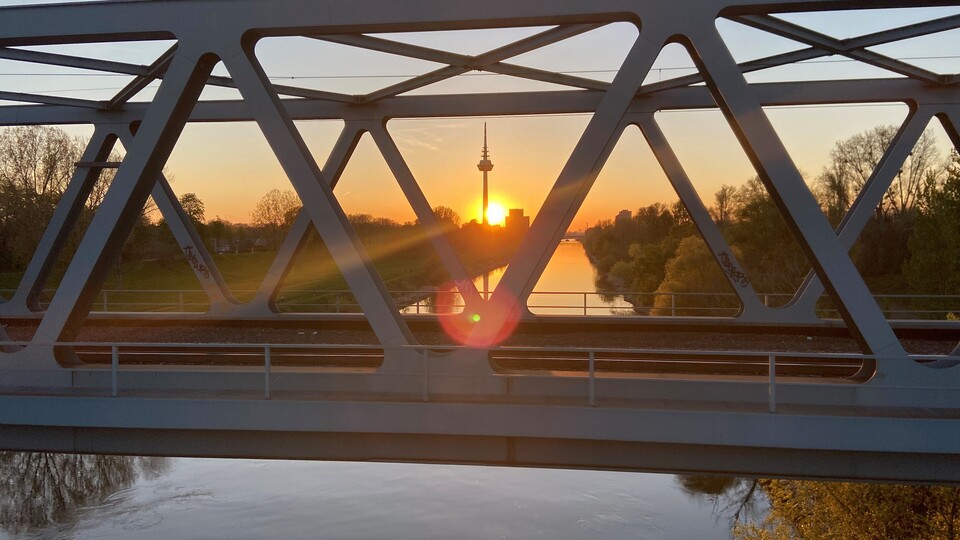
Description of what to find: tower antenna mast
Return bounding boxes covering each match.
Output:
[477,123,494,225]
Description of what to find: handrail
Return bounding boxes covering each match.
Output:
[3,339,953,411]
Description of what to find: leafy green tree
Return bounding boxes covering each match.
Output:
[727,177,809,296]
[651,236,739,315]
[906,150,960,298]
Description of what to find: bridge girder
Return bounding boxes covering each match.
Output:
[0,0,957,393]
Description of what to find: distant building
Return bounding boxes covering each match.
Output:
[505,208,529,235]
[616,209,632,223]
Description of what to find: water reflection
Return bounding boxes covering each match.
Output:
[405,241,636,315]
[679,475,960,539]
[0,452,166,536]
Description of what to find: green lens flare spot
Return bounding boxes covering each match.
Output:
[471,313,481,323]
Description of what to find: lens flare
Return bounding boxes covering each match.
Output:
[439,292,521,348]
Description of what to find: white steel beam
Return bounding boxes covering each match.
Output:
[0,127,118,317]
[789,107,935,315]
[221,43,415,347]
[634,113,767,319]
[684,20,910,378]
[369,123,484,312]
[31,47,217,353]
[472,27,668,345]
[243,122,364,314]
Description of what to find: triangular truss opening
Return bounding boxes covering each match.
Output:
[97,192,213,313]
[387,114,593,313]
[715,18,808,64]
[369,27,554,57]
[644,43,701,87]
[828,117,957,321]
[536,124,735,317]
[166,121,295,304]
[255,36,446,97]
[506,22,638,84]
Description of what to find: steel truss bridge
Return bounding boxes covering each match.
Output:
[2,0,960,482]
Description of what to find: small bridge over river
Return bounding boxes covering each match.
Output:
[2,0,960,483]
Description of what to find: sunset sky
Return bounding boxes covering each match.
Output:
[1,2,958,230]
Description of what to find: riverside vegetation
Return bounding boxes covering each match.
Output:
[0,126,519,311]
[583,125,960,318]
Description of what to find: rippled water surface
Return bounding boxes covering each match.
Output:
[0,457,734,539]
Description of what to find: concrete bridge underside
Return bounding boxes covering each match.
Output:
[1,0,960,480]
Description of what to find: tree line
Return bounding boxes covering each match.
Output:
[583,125,960,316]
[0,125,519,292]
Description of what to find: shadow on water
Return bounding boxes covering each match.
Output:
[0,452,167,536]
[678,475,960,540]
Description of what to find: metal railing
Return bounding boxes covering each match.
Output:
[4,289,960,319]
[2,339,950,413]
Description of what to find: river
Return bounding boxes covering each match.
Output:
[405,240,636,316]
[0,456,743,539]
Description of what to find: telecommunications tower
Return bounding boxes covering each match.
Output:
[477,123,494,225]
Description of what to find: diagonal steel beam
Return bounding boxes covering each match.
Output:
[644,14,960,95]
[732,14,949,84]
[320,24,605,103]
[32,47,216,354]
[221,44,415,347]
[369,123,484,312]
[470,28,669,346]
[245,122,364,314]
[684,21,909,376]
[106,44,178,109]
[634,113,767,319]
[789,107,934,314]
[0,127,117,317]
[939,107,960,150]
[0,46,153,75]
[0,45,356,104]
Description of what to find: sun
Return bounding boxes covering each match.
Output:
[486,202,507,226]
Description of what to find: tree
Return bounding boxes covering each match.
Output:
[727,177,809,294]
[0,452,166,536]
[711,184,738,230]
[251,188,301,249]
[0,126,79,197]
[816,125,942,219]
[651,236,739,316]
[431,205,461,231]
[179,192,205,228]
[0,126,85,272]
[734,480,960,540]
[906,150,960,297]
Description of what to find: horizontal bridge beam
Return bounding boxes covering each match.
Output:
[0,78,941,127]
[0,0,956,46]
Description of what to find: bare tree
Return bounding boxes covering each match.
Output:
[251,188,301,249]
[0,126,79,197]
[816,125,943,219]
[0,126,85,270]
